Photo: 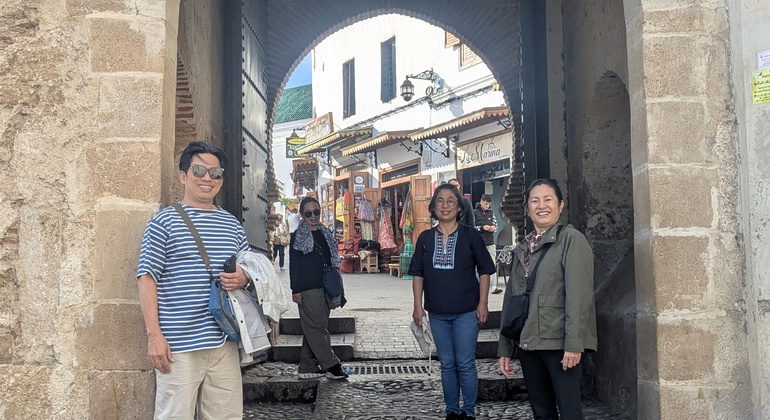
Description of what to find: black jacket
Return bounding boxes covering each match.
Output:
[473,205,498,246]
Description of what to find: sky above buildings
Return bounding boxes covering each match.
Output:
[285,53,311,88]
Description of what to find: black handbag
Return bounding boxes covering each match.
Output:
[500,226,562,341]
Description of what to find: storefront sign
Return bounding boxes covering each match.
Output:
[304,112,333,144]
[285,135,306,158]
[455,132,513,170]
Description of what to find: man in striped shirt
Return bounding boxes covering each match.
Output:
[137,141,250,420]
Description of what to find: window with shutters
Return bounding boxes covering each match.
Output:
[445,31,460,48]
[381,37,396,102]
[459,43,482,70]
[343,59,356,118]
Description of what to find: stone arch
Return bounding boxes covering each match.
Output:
[578,70,636,415]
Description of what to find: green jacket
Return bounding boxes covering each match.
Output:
[497,224,597,357]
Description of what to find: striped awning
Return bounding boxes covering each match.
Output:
[341,130,416,156]
[296,126,373,155]
[409,106,509,141]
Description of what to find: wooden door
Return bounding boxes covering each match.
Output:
[362,187,381,242]
[410,175,433,242]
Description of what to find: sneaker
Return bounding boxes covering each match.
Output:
[459,414,476,420]
[325,364,349,380]
[297,371,325,379]
[491,288,503,294]
[446,413,462,420]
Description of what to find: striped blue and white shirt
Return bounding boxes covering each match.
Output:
[137,204,250,353]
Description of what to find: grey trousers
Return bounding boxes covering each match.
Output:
[298,288,340,372]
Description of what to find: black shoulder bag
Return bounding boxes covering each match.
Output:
[316,245,344,298]
[172,204,240,342]
[500,226,563,341]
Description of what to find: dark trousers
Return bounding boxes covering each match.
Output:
[518,349,584,420]
[273,244,285,267]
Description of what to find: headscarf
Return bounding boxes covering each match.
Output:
[292,219,340,269]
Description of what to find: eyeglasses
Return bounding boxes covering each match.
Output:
[435,199,457,207]
[190,164,224,180]
[303,209,321,218]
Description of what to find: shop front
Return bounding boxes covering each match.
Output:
[455,130,513,242]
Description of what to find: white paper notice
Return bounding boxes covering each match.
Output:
[759,50,770,69]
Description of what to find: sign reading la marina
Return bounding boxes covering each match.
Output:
[455,132,512,169]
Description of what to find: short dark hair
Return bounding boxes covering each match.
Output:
[179,141,228,173]
[525,178,564,204]
[428,183,464,221]
[480,194,492,202]
[299,196,320,214]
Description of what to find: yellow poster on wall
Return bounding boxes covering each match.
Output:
[335,199,345,222]
[752,70,770,105]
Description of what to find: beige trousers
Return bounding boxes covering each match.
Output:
[154,341,242,420]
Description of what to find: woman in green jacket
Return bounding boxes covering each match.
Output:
[498,178,597,419]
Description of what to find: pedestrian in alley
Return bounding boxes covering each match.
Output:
[136,141,250,419]
[409,183,496,420]
[498,178,597,420]
[272,214,289,271]
[473,193,502,294]
[287,206,301,233]
[289,196,349,380]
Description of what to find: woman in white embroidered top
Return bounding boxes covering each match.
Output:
[408,183,496,420]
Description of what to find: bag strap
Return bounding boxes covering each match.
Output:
[316,245,330,268]
[172,204,213,280]
[524,225,564,295]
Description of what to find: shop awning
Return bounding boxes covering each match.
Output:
[296,126,373,155]
[291,158,318,189]
[409,106,509,141]
[340,130,416,156]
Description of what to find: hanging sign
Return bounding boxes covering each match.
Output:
[304,112,333,144]
[455,132,513,170]
[285,136,306,158]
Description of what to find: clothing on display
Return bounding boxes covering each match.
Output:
[377,199,397,250]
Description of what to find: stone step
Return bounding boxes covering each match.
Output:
[476,329,500,359]
[479,310,502,330]
[279,315,356,335]
[271,333,355,363]
[241,359,525,404]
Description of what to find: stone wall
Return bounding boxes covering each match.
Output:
[729,1,770,418]
[626,1,749,418]
[0,0,178,418]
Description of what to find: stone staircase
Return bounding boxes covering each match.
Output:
[271,315,356,363]
[476,309,502,359]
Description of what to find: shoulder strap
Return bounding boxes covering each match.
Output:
[524,225,564,295]
[172,204,211,272]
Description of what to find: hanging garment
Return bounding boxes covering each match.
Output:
[361,221,374,240]
[378,208,397,250]
[358,199,375,222]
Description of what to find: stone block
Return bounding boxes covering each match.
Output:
[98,77,164,138]
[86,141,161,202]
[649,166,715,229]
[656,321,717,382]
[643,36,705,98]
[89,18,165,73]
[89,371,155,420]
[66,0,132,15]
[647,101,710,165]
[75,303,147,370]
[94,208,156,300]
[0,326,14,364]
[651,235,709,310]
[0,366,54,419]
[643,6,726,35]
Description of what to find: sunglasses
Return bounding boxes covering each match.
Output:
[303,209,321,218]
[190,164,224,180]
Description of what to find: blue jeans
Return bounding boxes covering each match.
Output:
[429,310,479,417]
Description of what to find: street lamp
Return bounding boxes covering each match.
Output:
[400,68,442,102]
